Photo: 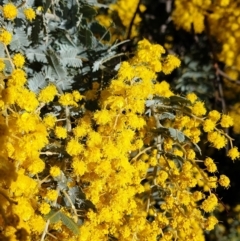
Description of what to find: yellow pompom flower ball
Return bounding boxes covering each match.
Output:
[220,114,234,128]
[24,8,36,21]
[227,146,240,161]
[219,175,230,188]
[0,60,5,71]
[0,29,12,45]
[50,166,61,177]
[2,3,18,20]
[55,126,67,139]
[38,84,58,103]
[39,202,51,215]
[13,53,25,68]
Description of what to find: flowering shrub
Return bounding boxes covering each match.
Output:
[0,1,238,241]
[171,0,240,134]
[97,0,146,41]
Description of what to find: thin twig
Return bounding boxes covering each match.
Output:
[0,188,18,204]
[40,151,59,156]
[62,190,78,223]
[130,146,154,162]
[101,53,125,65]
[126,0,141,39]
[41,219,50,241]
[217,67,240,85]
[4,45,14,70]
[56,86,72,132]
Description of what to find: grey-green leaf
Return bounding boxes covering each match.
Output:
[10,28,30,51]
[169,128,185,143]
[26,46,48,63]
[60,212,80,235]
[170,96,191,106]
[59,45,83,68]
[159,112,175,120]
[79,27,94,48]
[45,210,61,223]
[47,50,67,79]
[81,5,97,19]
[28,72,47,93]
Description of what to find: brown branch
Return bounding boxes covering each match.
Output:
[126,0,141,39]
[217,68,240,85]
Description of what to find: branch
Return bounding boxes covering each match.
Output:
[216,67,240,85]
[62,190,78,223]
[41,219,50,241]
[126,0,141,39]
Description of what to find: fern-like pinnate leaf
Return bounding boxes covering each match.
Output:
[47,50,73,90]
[59,45,82,68]
[47,50,67,79]
[10,28,30,51]
[28,72,47,93]
[45,210,62,223]
[60,212,80,235]
[26,46,48,63]
[45,209,80,235]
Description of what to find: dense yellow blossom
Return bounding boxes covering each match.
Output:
[192,101,207,116]
[227,146,240,161]
[220,114,234,128]
[12,53,25,68]
[162,55,181,74]
[24,8,36,21]
[0,27,235,241]
[204,157,217,173]
[16,88,39,111]
[208,110,221,122]
[207,131,227,149]
[55,126,67,139]
[50,166,61,177]
[29,215,46,233]
[66,139,84,156]
[2,3,18,20]
[98,0,146,40]
[38,84,58,103]
[0,59,5,71]
[39,202,51,215]
[201,193,218,212]
[0,29,12,45]
[186,92,197,103]
[203,119,216,132]
[204,216,218,231]
[219,174,230,188]
[172,0,211,33]
[59,93,78,106]
[8,69,27,87]
[45,189,58,201]
[10,169,37,197]
[43,114,57,129]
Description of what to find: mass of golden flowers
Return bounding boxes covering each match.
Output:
[0,1,239,241]
[171,0,240,135]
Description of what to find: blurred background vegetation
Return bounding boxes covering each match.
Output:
[97,0,240,240]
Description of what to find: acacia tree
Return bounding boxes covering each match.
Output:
[0,1,239,241]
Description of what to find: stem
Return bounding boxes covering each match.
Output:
[40,151,59,156]
[130,146,154,163]
[0,188,18,204]
[41,219,50,241]
[4,44,14,70]
[62,190,78,223]
[126,0,141,39]
[55,86,72,132]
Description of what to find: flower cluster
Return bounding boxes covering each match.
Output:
[0,1,238,241]
[171,0,240,134]
[97,0,146,40]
